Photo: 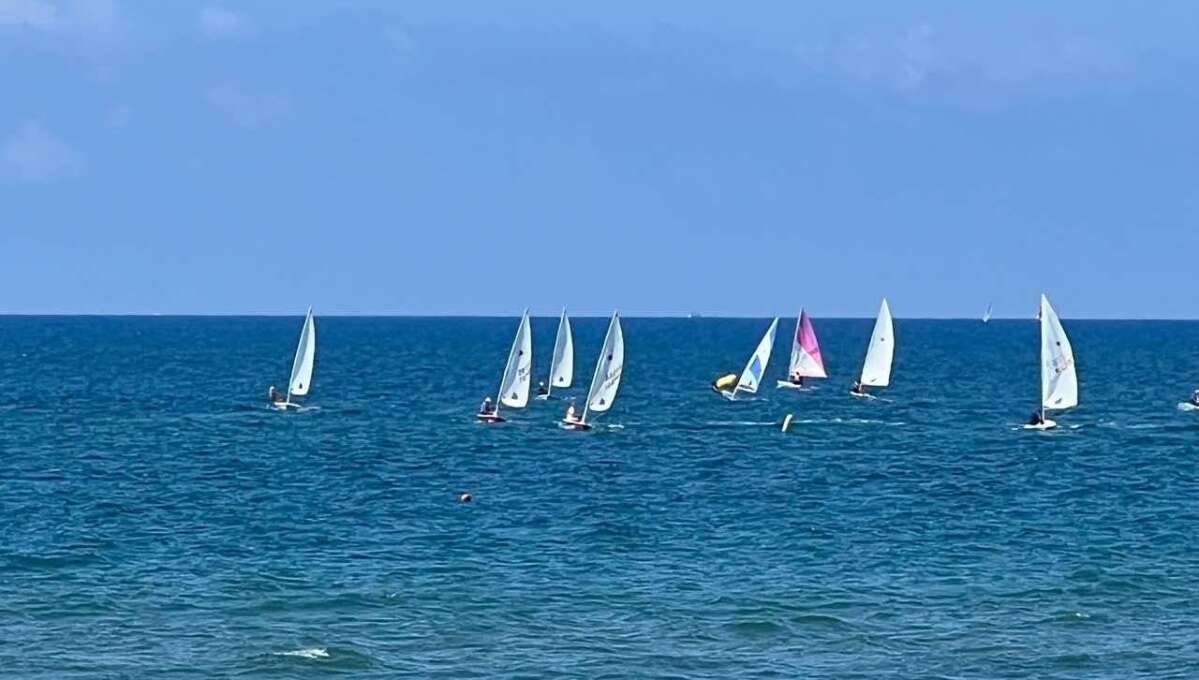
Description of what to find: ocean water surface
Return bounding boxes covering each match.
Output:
[1,315,1197,678]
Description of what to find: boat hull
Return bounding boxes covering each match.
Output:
[1023,419,1057,430]
[476,413,505,423]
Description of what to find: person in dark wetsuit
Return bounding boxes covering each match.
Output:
[1028,411,1044,426]
[1190,390,1199,407]
[850,381,866,396]
[268,385,285,403]
[536,381,548,396]
[479,397,495,416]
[790,373,805,387]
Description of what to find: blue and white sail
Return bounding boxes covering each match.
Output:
[731,318,779,397]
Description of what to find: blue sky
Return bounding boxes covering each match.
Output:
[1,1,1197,317]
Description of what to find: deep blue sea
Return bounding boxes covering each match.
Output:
[2,315,1198,678]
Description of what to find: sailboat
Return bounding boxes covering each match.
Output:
[477,310,533,423]
[536,308,573,400]
[562,311,624,431]
[717,318,779,400]
[777,310,827,389]
[1026,294,1078,430]
[271,306,316,410]
[851,299,894,398]
[982,303,992,324]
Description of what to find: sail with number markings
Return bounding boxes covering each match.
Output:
[498,310,533,409]
[584,312,624,418]
[1040,294,1078,411]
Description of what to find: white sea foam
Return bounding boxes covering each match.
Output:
[276,647,329,659]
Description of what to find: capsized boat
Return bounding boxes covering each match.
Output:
[777,309,827,389]
[536,307,573,400]
[1025,294,1078,430]
[271,307,316,410]
[718,318,779,400]
[478,310,532,423]
[851,299,894,398]
[562,311,624,430]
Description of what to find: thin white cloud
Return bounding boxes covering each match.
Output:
[799,23,1126,96]
[2,121,83,181]
[0,0,57,29]
[0,0,121,39]
[204,83,291,127]
[199,5,244,38]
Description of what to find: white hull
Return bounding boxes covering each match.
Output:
[776,380,814,391]
[1023,419,1057,430]
[850,391,877,400]
[271,401,300,410]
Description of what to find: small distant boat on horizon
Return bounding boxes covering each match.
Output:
[777,309,827,390]
[715,318,779,400]
[1025,294,1078,430]
[536,307,573,400]
[478,310,532,423]
[982,303,992,324]
[269,306,316,410]
[562,311,624,430]
[850,299,894,398]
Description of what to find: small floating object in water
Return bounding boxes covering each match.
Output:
[781,414,794,433]
[459,492,473,503]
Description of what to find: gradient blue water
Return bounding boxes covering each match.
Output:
[1,316,1197,678]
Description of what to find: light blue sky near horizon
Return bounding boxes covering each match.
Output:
[1,1,1197,318]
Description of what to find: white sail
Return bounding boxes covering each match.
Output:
[287,307,316,398]
[982,303,992,323]
[547,308,574,394]
[498,310,533,409]
[735,318,779,394]
[583,312,624,418]
[858,298,894,387]
[1040,294,1078,411]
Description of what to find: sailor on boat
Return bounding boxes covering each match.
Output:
[268,385,285,404]
[850,380,866,396]
[564,400,579,424]
[536,381,548,397]
[1189,390,1199,407]
[788,373,805,388]
[1028,411,1045,427]
[479,397,496,417]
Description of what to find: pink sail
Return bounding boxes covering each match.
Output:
[789,309,827,379]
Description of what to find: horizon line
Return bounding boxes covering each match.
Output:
[0,313,1196,322]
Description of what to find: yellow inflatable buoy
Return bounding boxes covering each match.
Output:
[713,373,738,391]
